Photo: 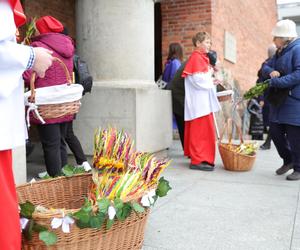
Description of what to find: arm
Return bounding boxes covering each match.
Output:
[169,59,181,81]
[188,71,214,90]
[0,40,32,98]
[270,46,300,89]
[261,57,276,80]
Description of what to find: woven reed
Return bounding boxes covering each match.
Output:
[29,57,81,120]
[17,174,149,250]
[217,94,232,102]
[218,119,256,171]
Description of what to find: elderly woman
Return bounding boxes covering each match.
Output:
[262,19,300,180]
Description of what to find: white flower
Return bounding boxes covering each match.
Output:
[141,189,156,207]
[20,218,29,230]
[108,206,116,220]
[51,216,75,233]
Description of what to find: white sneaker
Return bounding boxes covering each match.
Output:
[38,171,49,179]
[81,161,92,172]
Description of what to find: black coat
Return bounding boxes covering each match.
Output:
[167,61,187,117]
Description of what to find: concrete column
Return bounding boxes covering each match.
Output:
[76,0,155,85]
[12,145,26,185]
[75,0,172,154]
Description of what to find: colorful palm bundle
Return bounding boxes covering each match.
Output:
[90,128,171,203]
[93,128,133,173]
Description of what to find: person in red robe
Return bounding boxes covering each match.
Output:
[0,1,53,249]
[182,32,221,171]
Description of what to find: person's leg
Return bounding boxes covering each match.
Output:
[65,121,87,165]
[286,125,300,180]
[269,122,293,175]
[174,114,185,150]
[269,122,292,165]
[60,122,68,168]
[189,114,216,166]
[37,124,62,177]
[0,150,21,250]
[260,131,271,150]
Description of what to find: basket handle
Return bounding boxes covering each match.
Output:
[29,57,72,103]
[219,118,244,144]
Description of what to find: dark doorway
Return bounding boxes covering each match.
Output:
[154,2,162,81]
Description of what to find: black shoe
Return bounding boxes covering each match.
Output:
[260,143,271,150]
[286,171,300,181]
[190,162,214,171]
[276,163,293,175]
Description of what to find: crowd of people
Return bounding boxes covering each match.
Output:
[2,0,300,248]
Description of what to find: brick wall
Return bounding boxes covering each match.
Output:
[23,0,76,39]
[161,0,277,90]
[161,0,212,63]
[212,0,277,90]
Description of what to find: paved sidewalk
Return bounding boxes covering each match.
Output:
[143,141,300,250]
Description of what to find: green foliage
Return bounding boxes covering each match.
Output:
[244,82,269,100]
[62,165,85,177]
[106,219,114,230]
[131,202,145,213]
[39,231,58,246]
[97,198,110,214]
[156,177,172,197]
[20,201,35,218]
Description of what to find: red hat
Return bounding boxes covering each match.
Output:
[8,0,26,27]
[36,16,64,34]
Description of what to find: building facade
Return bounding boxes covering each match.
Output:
[15,0,277,184]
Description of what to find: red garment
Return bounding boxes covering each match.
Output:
[0,150,21,250]
[182,49,209,77]
[184,113,216,165]
[8,0,26,27]
[36,16,64,34]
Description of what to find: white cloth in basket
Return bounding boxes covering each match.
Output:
[24,83,84,105]
[24,83,84,127]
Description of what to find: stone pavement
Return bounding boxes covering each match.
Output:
[26,140,300,250]
[143,141,300,250]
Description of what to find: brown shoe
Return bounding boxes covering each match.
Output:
[286,171,300,181]
[276,163,293,175]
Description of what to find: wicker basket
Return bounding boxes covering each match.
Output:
[217,90,233,102]
[218,119,256,171]
[17,173,149,250]
[28,57,81,120]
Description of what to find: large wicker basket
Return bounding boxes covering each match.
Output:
[218,119,256,171]
[17,173,149,250]
[28,57,81,120]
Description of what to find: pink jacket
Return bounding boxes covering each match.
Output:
[24,33,75,125]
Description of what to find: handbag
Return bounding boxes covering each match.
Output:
[266,87,289,107]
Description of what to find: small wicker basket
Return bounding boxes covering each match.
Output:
[17,174,149,250]
[28,57,81,120]
[218,119,256,171]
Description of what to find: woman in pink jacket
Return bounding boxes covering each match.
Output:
[24,16,75,177]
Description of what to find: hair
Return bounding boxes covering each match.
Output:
[192,32,211,47]
[167,43,183,61]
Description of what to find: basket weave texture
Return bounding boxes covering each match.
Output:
[218,119,256,171]
[28,57,81,120]
[17,173,149,250]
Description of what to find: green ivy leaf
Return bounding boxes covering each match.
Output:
[106,219,114,230]
[32,223,47,233]
[89,213,105,229]
[73,209,90,224]
[131,202,145,213]
[62,165,75,177]
[114,198,124,210]
[39,231,58,246]
[97,198,110,214]
[20,201,35,218]
[116,203,132,221]
[24,219,34,240]
[156,177,171,197]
